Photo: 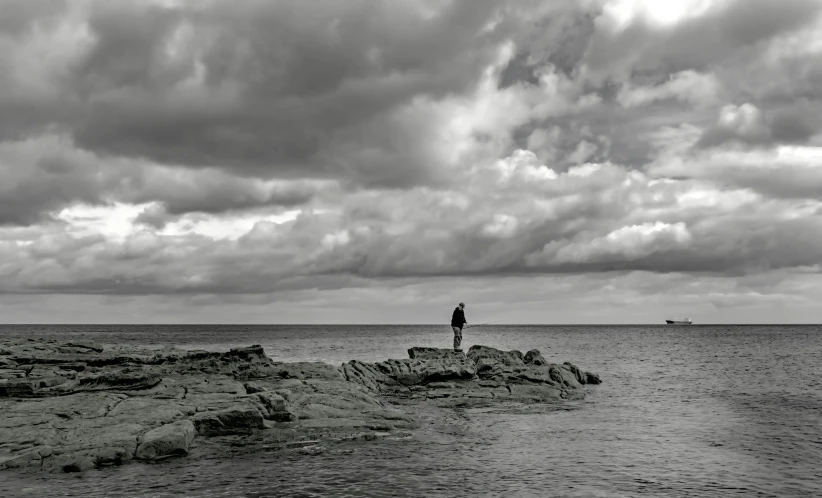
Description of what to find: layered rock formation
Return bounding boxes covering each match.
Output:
[0,339,600,474]
[342,345,601,405]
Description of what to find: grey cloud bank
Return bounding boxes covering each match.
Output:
[0,0,821,322]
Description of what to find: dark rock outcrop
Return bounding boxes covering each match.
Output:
[467,345,525,366]
[407,347,466,360]
[192,405,265,436]
[0,339,600,474]
[135,420,196,460]
[342,345,600,406]
[524,349,547,366]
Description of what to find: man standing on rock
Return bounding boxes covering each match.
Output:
[451,302,467,352]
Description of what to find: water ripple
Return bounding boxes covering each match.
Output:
[2,324,821,497]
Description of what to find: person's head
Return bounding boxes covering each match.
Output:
[458,302,465,310]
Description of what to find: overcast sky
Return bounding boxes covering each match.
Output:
[1,0,821,324]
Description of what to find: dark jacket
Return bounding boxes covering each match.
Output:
[451,307,466,328]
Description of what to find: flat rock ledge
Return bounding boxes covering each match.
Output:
[0,339,600,474]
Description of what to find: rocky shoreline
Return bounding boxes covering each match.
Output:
[0,339,601,474]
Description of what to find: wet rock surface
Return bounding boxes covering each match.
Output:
[0,339,600,474]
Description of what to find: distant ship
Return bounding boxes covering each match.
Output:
[665,317,692,325]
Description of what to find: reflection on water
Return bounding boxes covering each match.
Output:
[1,325,821,497]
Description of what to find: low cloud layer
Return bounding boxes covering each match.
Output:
[1,0,821,322]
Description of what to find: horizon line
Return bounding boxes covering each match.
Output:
[2,323,821,326]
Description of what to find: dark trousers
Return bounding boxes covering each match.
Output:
[452,326,463,350]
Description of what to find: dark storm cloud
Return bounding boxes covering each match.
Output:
[648,115,822,203]
[770,108,818,143]
[0,136,333,226]
[121,169,332,215]
[696,103,819,149]
[499,9,597,86]
[0,142,110,226]
[134,204,168,229]
[0,0,67,36]
[15,206,822,296]
[524,218,822,277]
[497,52,541,90]
[0,0,542,189]
[4,151,821,297]
[73,2,184,94]
[2,0,822,311]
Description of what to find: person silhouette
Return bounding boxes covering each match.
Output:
[450,302,467,352]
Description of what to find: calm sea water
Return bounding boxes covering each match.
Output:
[1,324,821,497]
